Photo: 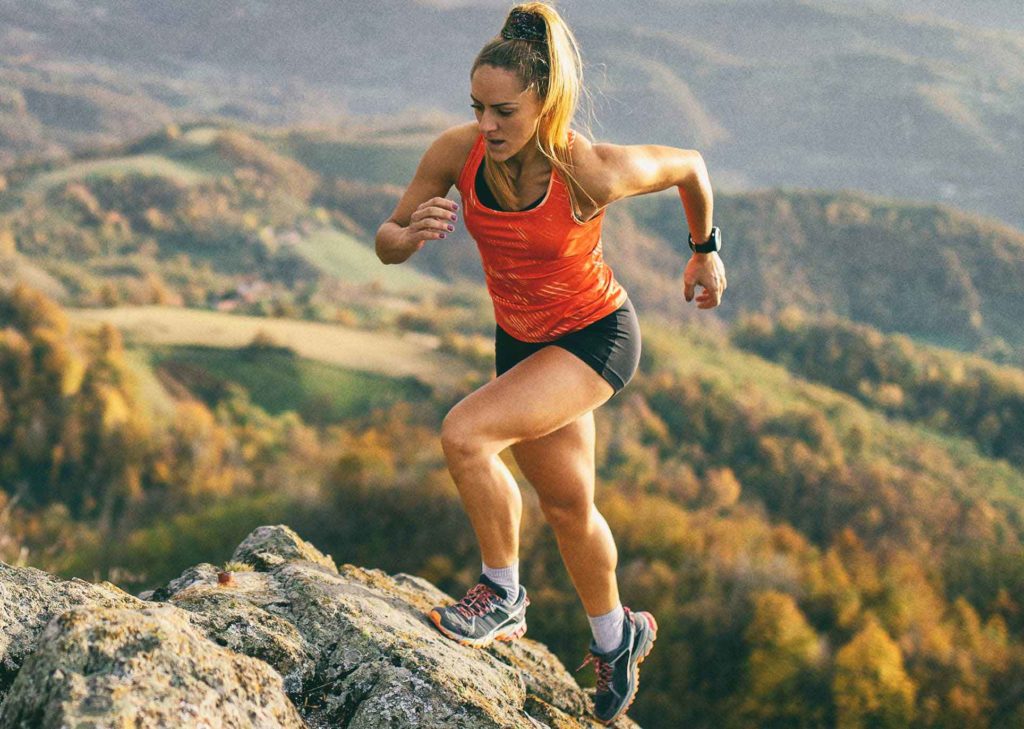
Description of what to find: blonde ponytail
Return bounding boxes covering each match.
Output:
[472,2,598,218]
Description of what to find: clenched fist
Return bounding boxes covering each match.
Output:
[683,252,727,309]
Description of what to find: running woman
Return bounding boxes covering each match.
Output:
[375,3,725,724]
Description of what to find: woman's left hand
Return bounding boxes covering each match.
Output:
[683,252,727,309]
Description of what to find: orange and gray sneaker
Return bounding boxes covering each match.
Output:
[576,606,658,725]
[427,574,530,648]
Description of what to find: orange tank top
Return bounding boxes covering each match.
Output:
[455,130,628,343]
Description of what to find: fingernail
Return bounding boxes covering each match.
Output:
[447,224,454,231]
[450,215,457,221]
[440,233,447,238]
[452,203,459,209]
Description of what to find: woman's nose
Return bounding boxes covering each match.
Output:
[478,113,499,133]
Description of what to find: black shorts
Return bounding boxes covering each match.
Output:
[495,297,642,395]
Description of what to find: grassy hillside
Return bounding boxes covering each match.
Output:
[294,227,441,293]
[732,309,1024,465]
[21,154,214,196]
[0,123,450,337]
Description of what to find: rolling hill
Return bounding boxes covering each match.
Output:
[0,0,1021,229]
[3,120,1023,367]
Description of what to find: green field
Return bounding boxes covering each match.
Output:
[276,138,422,186]
[66,306,473,391]
[295,228,443,293]
[142,344,432,424]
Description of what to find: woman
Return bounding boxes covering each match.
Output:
[375,3,725,724]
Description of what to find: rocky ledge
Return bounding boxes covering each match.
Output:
[0,525,639,728]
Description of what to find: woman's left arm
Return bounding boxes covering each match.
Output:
[595,143,727,309]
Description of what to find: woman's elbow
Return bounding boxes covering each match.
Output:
[680,150,709,190]
[375,222,399,265]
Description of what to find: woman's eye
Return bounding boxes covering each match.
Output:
[470,106,512,117]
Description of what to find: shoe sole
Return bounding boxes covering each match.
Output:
[427,608,528,648]
[596,611,658,726]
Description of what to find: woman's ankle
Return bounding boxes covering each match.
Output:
[482,559,520,601]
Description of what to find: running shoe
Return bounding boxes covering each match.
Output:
[575,606,658,725]
[427,573,530,648]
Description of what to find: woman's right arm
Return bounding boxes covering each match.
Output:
[375,127,465,265]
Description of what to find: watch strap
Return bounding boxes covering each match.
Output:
[688,226,721,254]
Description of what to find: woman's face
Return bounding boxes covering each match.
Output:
[470,64,544,163]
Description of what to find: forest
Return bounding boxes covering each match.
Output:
[2,279,1023,727]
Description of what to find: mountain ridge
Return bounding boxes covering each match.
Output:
[1,0,1021,228]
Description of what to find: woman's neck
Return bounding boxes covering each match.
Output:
[505,135,547,179]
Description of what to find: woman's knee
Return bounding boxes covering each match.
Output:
[541,499,595,532]
[441,407,494,463]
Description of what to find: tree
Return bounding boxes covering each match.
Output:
[833,614,917,728]
[731,590,827,727]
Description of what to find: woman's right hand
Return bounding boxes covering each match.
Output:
[401,197,459,251]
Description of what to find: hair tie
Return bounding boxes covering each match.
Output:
[500,9,547,43]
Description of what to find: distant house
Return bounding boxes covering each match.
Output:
[236,278,269,302]
[214,277,269,311]
[277,230,302,247]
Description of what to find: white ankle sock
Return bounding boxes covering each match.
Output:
[589,604,626,654]
[482,560,520,602]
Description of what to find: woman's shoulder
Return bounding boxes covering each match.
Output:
[429,122,480,184]
[436,122,481,159]
[566,130,608,171]
[566,129,594,161]
[565,130,615,205]
[439,121,480,143]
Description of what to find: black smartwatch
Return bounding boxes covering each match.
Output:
[688,226,721,254]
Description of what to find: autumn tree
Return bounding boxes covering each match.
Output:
[833,614,917,728]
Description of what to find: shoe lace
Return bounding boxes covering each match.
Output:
[454,583,500,619]
[576,652,614,694]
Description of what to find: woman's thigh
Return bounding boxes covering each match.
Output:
[443,345,613,455]
[510,410,596,514]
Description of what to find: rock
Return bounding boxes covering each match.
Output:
[0,562,146,696]
[231,524,339,575]
[0,525,640,728]
[0,604,306,728]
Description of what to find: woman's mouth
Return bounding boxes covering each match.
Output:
[487,139,505,147]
